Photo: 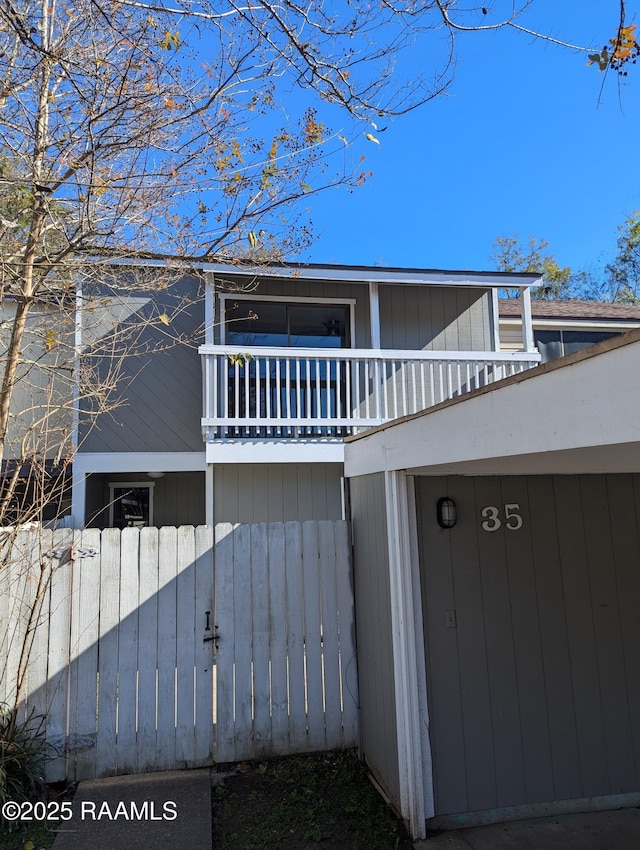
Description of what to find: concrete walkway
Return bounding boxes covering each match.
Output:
[51,769,212,850]
[416,808,640,849]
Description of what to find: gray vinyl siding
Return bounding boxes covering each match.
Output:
[213,463,344,524]
[215,276,371,347]
[79,275,204,453]
[2,302,74,459]
[349,474,402,812]
[85,471,205,528]
[416,474,640,818]
[379,285,491,351]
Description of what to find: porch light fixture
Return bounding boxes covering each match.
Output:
[147,471,165,479]
[437,497,457,529]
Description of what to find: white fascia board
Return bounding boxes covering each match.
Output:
[345,335,640,478]
[86,255,541,290]
[74,452,207,473]
[500,317,640,331]
[205,439,344,464]
[208,265,540,289]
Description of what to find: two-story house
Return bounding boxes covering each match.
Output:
[70,261,542,529]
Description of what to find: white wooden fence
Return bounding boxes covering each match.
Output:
[0,521,358,780]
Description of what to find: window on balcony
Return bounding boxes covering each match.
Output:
[225,301,350,349]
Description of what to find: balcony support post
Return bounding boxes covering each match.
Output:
[205,271,216,345]
[491,288,501,352]
[369,281,381,349]
[522,284,537,352]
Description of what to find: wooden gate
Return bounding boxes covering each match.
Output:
[214,520,358,762]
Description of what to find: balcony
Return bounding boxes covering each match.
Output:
[200,345,541,440]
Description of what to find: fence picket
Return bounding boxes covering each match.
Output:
[137,527,159,773]
[268,523,288,754]
[9,532,40,721]
[214,523,235,762]
[285,522,306,750]
[176,526,196,767]
[335,521,358,746]
[251,523,272,757]
[232,523,253,760]
[22,531,52,729]
[319,522,343,750]
[302,522,325,751]
[0,537,10,707]
[95,528,121,777]
[194,525,214,766]
[45,529,72,781]
[156,526,177,770]
[69,529,101,781]
[115,527,140,774]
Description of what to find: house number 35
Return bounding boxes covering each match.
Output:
[481,504,523,532]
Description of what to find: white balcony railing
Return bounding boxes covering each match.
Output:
[199,345,541,439]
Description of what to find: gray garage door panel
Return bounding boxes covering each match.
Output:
[417,474,640,818]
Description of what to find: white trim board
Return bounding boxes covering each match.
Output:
[74,452,207,473]
[71,452,206,528]
[205,439,345,464]
[500,317,640,331]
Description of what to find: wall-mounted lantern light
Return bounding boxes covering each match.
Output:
[437,497,457,529]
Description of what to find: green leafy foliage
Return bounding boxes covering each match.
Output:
[603,212,640,303]
[491,235,574,300]
[492,216,640,304]
[0,705,49,806]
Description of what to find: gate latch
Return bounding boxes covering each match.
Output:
[203,611,220,651]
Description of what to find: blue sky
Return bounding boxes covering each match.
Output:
[300,2,640,275]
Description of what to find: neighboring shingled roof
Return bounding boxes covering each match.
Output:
[499,298,640,321]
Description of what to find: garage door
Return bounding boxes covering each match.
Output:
[416,474,640,818]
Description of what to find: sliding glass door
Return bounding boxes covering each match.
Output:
[223,300,350,433]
